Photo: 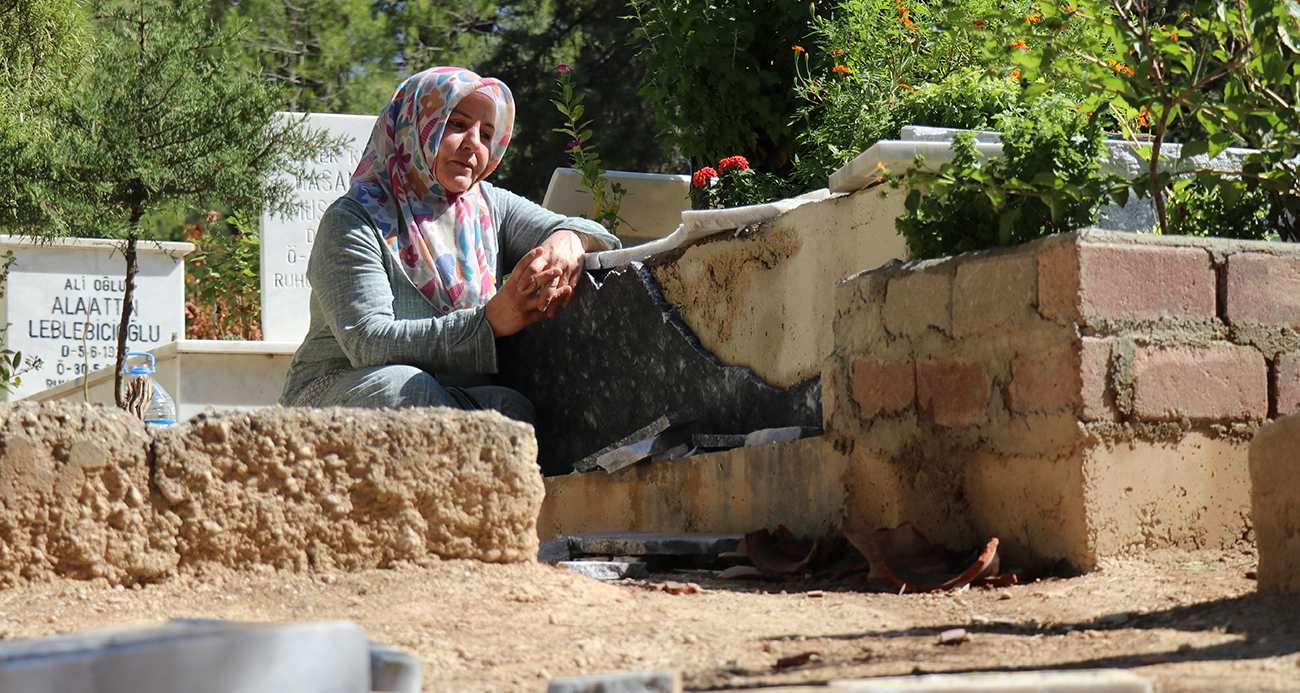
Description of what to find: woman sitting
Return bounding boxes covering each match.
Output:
[279,66,619,422]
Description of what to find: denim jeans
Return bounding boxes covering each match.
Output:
[315,365,535,425]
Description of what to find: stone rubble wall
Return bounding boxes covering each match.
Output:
[825,229,1300,568]
[0,402,543,586]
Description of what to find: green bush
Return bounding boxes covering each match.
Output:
[895,96,1107,259]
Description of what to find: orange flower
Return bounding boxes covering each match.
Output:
[1026,13,1041,22]
[1011,69,1021,80]
[833,65,852,74]
[792,45,805,52]
[973,20,987,27]
[832,49,844,55]
[1010,39,1030,50]
[1137,107,1150,127]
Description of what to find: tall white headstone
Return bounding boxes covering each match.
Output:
[0,235,193,400]
[260,112,375,343]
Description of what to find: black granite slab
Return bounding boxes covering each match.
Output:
[496,263,821,476]
[560,531,744,557]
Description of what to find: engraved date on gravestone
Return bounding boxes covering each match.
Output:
[25,276,162,390]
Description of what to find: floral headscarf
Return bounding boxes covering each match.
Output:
[346,67,515,312]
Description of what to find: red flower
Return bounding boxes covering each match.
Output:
[718,156,749,173]
[692,167,718,188]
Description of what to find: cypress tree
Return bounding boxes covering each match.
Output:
[3,0,338,406]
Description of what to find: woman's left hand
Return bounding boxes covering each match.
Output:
[516,230,587,317]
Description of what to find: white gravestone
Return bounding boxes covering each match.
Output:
[0,235,193,400]
[261,112,375,343]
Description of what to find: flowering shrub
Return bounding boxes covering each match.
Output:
[551,64,627,234]
[691,167,718,189]
[786,0,1032,190]
[690,154,790,209]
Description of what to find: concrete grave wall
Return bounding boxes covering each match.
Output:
[0,402,542,585]
[650,187,908,388]
[825,229,1300,569]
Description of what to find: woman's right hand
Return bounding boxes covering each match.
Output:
[485,247,567,337]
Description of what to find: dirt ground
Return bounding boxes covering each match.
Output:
[0,546,1294,692]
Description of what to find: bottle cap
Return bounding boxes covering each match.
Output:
[124,351,156,376]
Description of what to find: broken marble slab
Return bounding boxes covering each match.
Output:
[574,410,698,474]
[744,426,823,447]
[595,435,694,473]
[496,265,821,475]
[561,531,744,558]
[583,190,835,271]
[691,433,748,451]
[558,559,650,581]
[688,427,822,453]
[538,539,571,565]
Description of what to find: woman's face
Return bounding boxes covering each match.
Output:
[434,90,496,195]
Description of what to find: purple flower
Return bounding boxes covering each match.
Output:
[554,64,571,73]
[567,139,582,148]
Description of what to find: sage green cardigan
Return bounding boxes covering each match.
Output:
[278,182,620,406]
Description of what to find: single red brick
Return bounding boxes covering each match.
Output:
[953,254,1037,337]
[1224,253,1300,326]
[1132,345,1267,421]
[1037,239,1081,322]
[884,272,951,339]
[1275,352,1300,418]
[1079,337,1115,421]
[916,357,988,427]
[1008,347,1082,414]
[851,359,916,419]
[1039,240,1215,323]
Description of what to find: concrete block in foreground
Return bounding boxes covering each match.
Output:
[0,402,175,587]
[831,669,1151,692]
[152,407,543,571]
[548,669,681,693]
[0,619,370,693]
[369,641,422,692]
[1250,414,1300,592]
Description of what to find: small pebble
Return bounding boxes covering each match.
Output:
[938,628,969,645]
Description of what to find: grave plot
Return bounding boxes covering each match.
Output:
[499,185,907,476]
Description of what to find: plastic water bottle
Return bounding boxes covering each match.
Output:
[125,352,176,425]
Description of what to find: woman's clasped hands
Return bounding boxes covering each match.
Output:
[484,229,588,337]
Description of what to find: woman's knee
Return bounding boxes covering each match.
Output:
[319,365,455,409]
[464,385,536,425]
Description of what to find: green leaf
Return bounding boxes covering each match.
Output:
[1179,140,1209,160]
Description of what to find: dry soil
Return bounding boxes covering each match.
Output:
[0,547,1295,692]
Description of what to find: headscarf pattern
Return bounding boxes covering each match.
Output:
[346,67,515,312]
